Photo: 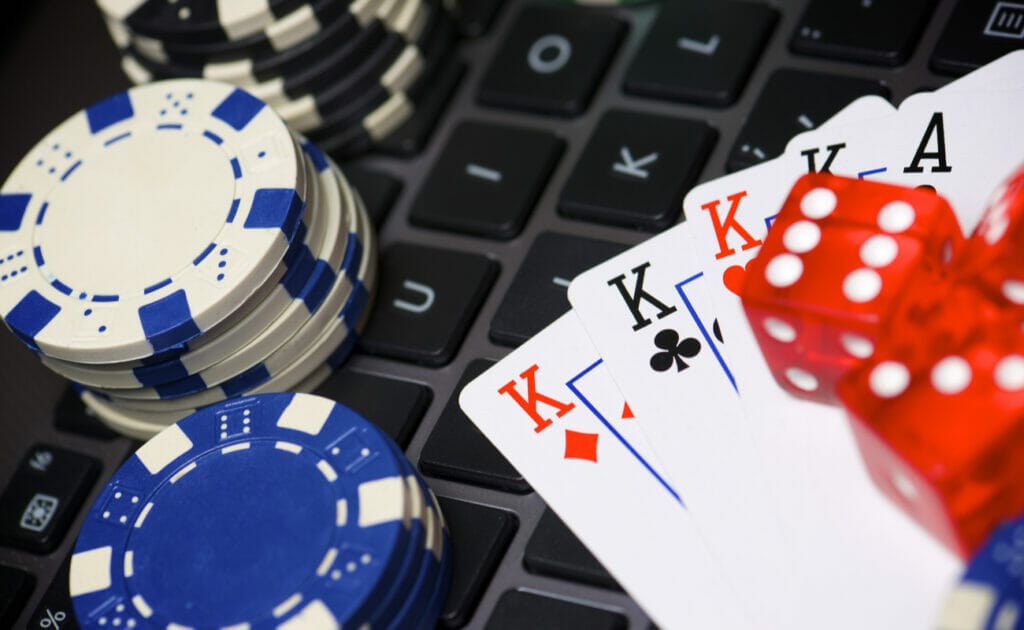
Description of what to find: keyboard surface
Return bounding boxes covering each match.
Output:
[0,0,1019,627]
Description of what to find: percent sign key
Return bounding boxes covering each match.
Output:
[29,565,79,630]
[38,608,68,629]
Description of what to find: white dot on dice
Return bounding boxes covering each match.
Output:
[782,221,821,253]
[994,355,1024,392]
[1002,279,1024,305]
[930,356,972,395]
[763,317,797,343]
[842,268,883,303]
[876,201,916,234]
[859,234,899,268]
[869,361,911,398]
[840,333,874,359]
[785,367,819,392]
[765,254,803,288]
[800,187,837,219]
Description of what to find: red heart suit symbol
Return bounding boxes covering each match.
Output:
[722,260,754,297]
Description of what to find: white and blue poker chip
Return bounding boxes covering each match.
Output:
[937,516,1024,630]
[47,135,355,394]
[74,149,377,434]
[69,392,435,629]
[0,79,307,364]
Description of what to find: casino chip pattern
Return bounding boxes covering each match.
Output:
[98,0,458,158]
[69,392,452,629]
[0,78,378,439]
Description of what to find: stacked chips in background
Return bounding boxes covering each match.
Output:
[0,78,377,439]
[98,0,456,157]
[69,392,453,629]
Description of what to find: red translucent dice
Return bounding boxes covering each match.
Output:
[838,327,1024,558]
[740,173,963,403]
[954,164,1024,311]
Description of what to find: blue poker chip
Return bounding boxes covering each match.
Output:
[365,434,429,628]
[69,392,414,629]
[937,516,1024,630]
[391,481,450,630]
[415,513,452,630]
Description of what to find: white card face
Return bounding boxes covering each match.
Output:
[458,313,751,629]
[567,221,804,626]
[677,87,995,630]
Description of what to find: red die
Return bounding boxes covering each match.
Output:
[838,327,1024,558]
[954,162,1024,310]
[740,173,963,403]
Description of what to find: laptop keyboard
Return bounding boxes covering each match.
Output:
[0,0,1019,627]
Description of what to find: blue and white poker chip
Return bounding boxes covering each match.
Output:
[76,161,377,436]
[937,516,1024,630]
[70,392,414,630]
[95,177,371,412]
[0,79,306,364]
[47,137,353,393]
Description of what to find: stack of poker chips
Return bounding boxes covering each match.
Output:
[98,0,455,158]
[70,392,453,630]
[0,79,376,439]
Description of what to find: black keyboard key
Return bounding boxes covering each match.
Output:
[0,565,33,627]
[623,1,778,106]
[791,0,935,66]
[53,388,118,440]
[478,5,626,116]
[454,0,505,38]
[359,244,498,366]
[486,591,628,630]
[420,360,530,492]
[410,121,563,239]
[490,232,626,347]
[559,109,716,230]
[312,368,431,448]
[932,0,1024,76]
[377,59,467,157]
[343,166,401,229]
[27,560,78,630]
[524,508,620,590]
[436,497,518,628]
[726,69,889,173]
[0,445,99,553]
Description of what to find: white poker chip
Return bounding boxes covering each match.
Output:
[81,164,377,423]
[0,79,306,363]
[41,136,353,390]
[106,181,375,412]
[87,139,359,398]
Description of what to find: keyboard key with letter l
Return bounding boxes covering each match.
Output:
[624,0,778,107]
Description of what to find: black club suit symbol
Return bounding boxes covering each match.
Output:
[649,329,701,373]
